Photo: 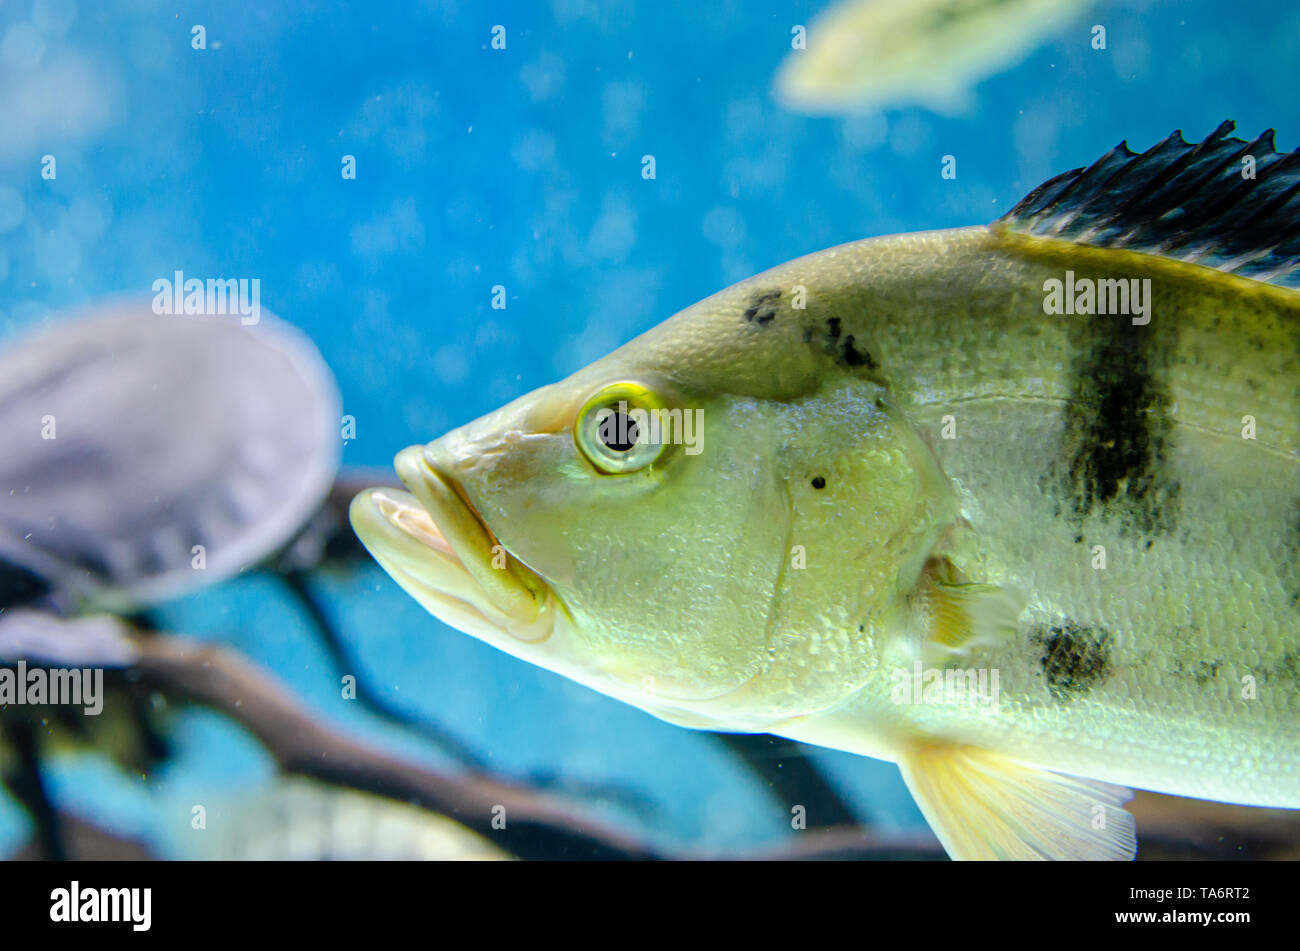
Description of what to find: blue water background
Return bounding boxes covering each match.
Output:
[0,0,1297,856]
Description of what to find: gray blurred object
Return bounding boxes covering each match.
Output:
[0,302,341,613]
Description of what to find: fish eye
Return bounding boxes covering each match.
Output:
[574,382,667,474]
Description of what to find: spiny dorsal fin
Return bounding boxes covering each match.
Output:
[994,120,1300,288]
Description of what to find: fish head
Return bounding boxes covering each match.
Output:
[352,270,960,730]
[351,365,800,726]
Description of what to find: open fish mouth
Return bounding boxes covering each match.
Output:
[349,446,556,644]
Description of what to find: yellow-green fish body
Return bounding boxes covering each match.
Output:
[352,123,1300,859]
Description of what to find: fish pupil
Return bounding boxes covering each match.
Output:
[598,411,639,452]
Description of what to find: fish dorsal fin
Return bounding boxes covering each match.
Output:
[993,120,1300,288]
[898,745,1137,861]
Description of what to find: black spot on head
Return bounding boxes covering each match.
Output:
[1050,320,1180,536]
[841,335,878,370]
[1030,622,1113,701]
[811,476,826,490]
[1073,535,1083,544]
[743,289,781,325]
[818,318,879,371]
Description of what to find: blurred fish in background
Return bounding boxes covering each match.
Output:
[776,0,1092,115]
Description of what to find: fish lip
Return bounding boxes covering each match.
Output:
[349,448,555,644]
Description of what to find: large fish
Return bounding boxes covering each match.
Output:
[351,122,1300,860]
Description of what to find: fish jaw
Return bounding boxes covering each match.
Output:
[348,448,558,650]
[349,450,724,719]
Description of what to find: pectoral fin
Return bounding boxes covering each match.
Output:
[898,745,1137,860]
[914,557,1026,665]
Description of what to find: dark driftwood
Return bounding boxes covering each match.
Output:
[0,719,67,860]
[715,733,862,829]
[275,566,493,772]
[10,814,154,861]
[1128,792,1300,860]
[131,632,665,861]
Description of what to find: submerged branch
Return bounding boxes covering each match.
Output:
[714,733,862,829]
[0,719,67,861]
[131,631,666,860]
[276,567,493,773]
